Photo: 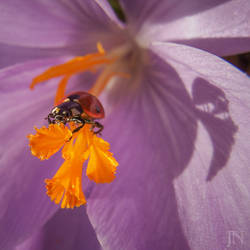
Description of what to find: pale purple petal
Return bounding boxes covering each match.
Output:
[0,0,122,48]
[87,51,197,249]
[122,0,250,56]
[121,0,229,30]
[151,42,250,249]
[16,208,101,250]
[0,61,60,249]
[0,43,85,69]
[86,43,250,249]
[0,59,95,249]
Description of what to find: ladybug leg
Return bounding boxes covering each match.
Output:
[47,116,52,124]
[83,120,103,134]
[91,121,104,135]
[71,116,86,134]
[46,113,53,124]
[72,123,85,134]
[94,121,104,134]
[65,117,85,142]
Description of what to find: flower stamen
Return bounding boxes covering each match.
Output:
[89,66,130,96]
[30,42,130,99]
[54,74,71,105]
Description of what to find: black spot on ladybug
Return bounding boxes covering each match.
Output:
[96,105,101,113]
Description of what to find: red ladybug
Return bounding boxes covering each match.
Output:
[47,91,104,134]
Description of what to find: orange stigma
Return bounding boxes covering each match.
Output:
[28,124,118,209]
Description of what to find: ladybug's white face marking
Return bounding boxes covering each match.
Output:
[52,107,60,115]
[95,105,101,113]
[63,98,70,103]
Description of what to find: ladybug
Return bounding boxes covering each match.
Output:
[47,91,104,134]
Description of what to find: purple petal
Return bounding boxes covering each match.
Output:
[0,0,122,48]
[0,43,84,69]
[15,207,101,250]
[0,62,60,249]
[121,0,229,30]
[87,43,250,249]
[122,0,250,56]
[151,42,250,249]
[0,59,95,249]
[87,50,197,249]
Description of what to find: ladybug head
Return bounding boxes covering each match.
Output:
[48,107,68,124]
[47,100,83,125]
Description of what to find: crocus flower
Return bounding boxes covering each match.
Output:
[1,1,250,250]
